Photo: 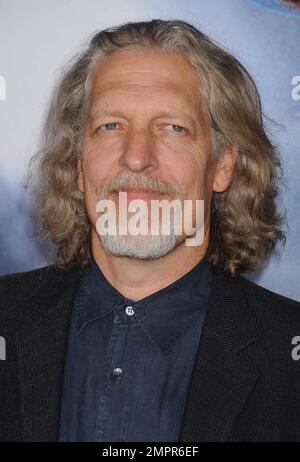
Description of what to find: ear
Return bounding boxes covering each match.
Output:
[77,155,84,193]
[213,146,238,193]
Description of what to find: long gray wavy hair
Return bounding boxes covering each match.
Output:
[26,19,286,275]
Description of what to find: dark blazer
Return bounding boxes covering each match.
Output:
[0,262,300,442]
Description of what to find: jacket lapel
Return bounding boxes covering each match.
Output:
[178,270,260,442]
[15,265,82,441]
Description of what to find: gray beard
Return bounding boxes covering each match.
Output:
[96,171,183,259]
[98,213,179,259]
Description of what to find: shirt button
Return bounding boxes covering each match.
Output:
[125,305,135,316]
[111,367,124,382]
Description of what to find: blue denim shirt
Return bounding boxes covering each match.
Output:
[58,255,212,442]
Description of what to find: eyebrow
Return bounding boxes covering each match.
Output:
[90,108,197,128]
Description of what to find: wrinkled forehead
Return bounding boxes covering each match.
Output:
[91,49,201,87]
[86,49,208,122]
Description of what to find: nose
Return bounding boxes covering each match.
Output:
[118,129,158,173]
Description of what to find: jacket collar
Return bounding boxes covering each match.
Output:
[15,263,261,441]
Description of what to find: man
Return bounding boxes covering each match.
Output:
[0,19,300,442]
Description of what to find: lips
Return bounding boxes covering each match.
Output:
[116,188,164,199]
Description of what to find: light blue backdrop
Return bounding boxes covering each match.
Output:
[0,0,299,300]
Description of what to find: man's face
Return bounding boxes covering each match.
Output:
[78,49,219,258]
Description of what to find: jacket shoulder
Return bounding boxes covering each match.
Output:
[0,264,81,326]
[0,264,57,284]
[0,264,67,299]
[238,274,300,321]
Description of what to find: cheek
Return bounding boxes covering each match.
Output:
[81,142,116,189]
[85,147,115,175]
[82,179,99,227]
[79,153,110,225]
[163,146,209,198]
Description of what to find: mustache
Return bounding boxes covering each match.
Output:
[97,172,183,199]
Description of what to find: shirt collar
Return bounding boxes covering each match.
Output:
[75,254,212,354]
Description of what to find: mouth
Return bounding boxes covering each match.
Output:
[113,188,165,200]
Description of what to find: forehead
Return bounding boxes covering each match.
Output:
[88,49,203,112]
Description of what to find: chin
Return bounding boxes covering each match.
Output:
[99,234,178,259]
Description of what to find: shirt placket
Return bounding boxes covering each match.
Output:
[95,301,138,442]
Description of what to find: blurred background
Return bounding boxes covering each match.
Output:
[0,0,299,300]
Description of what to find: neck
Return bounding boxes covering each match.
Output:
[91,226,210,302]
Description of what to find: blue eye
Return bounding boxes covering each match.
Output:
[171,125,185,132]
[100,122,119,131]
[165,124,187,134]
